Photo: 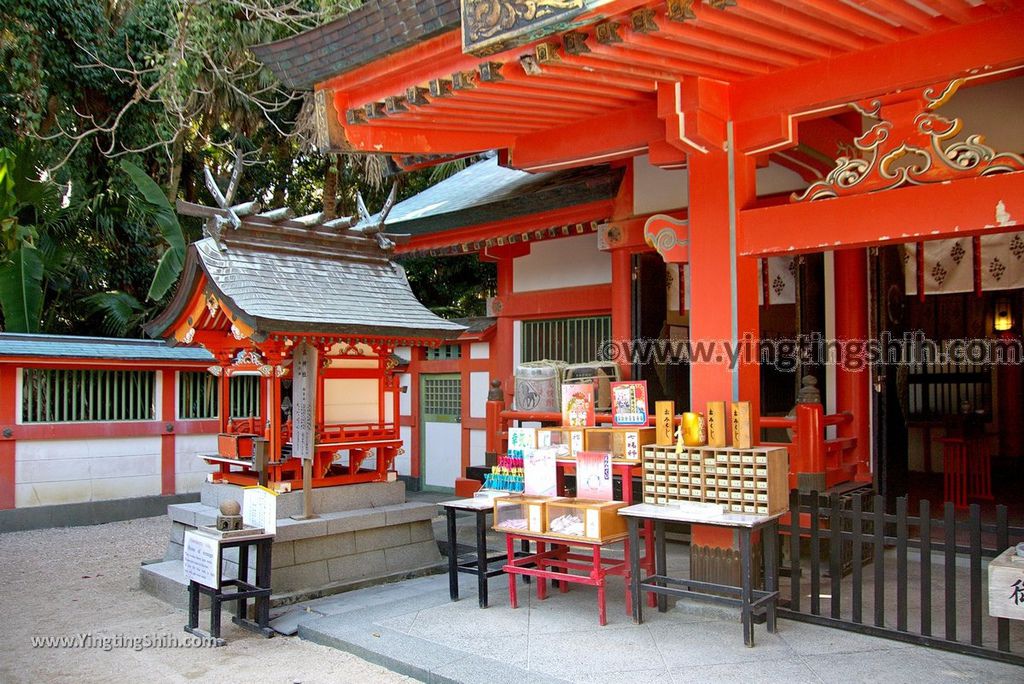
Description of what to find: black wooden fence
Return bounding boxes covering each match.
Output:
[780,489,1024,666]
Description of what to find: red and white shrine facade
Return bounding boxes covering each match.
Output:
[146,208,464,489]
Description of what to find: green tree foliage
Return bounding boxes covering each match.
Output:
[1,0,494,334]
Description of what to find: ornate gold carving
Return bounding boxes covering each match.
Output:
[384,96,407,114]
[234,349,264,366]
[595,22,622,44]
[428,79,453,98]
[452,70,478,90]
[666,0,696,22]
[534,41,561,63]
[461,0,619,56]
[405,86,429,106]
[562,31,590,55]
[644,214,689,262]
[478,61,504,82]
[630,8,658,33]
[795,80,1024,202]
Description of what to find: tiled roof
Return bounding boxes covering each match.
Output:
[0,333,214,362]
[452,316,496,335]
[192,238,465,339]
[251,0,461,90]
[356,156,624,236]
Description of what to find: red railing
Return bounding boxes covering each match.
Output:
[317,422,398,444]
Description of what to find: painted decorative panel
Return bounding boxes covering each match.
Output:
[461,0,614,56]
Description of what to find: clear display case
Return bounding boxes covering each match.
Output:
[493,495,550,533]
[543,498,627,542]
[584,426,656,461]
[536,427,586,459]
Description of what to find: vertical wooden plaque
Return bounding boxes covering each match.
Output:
[732,400,752,449]
[655,401,675,445]
[706,401,726,447]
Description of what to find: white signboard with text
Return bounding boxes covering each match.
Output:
[242,485,278,535]
[291,342,318,460]
[183,531,220,589]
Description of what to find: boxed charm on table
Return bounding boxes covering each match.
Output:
[544,498,628,542]
[585,426,656,461]
[493,495,552,534]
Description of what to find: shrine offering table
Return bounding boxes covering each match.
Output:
[620,504,782,647]
[556,458,657,607]
[501,530,632,626]
[439,497,532,608]
[185,532,274,646]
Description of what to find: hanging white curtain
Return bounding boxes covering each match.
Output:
[758,256,797,305]
[904,232,1024,295]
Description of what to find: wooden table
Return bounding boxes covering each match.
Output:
[502,529,632,626]
[620,503,783,646]
[185,531,274,646]
[438,497,531,608]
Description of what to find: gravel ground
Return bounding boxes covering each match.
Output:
[0,516,414,684]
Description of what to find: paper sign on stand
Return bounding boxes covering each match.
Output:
[611,381,648,426]
[576,451,613,501]
[183,531,220,589]
[561,383,595,427]
[243,485,278,535]
[523,446,558,497]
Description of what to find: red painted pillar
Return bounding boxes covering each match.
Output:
[611,248,633,380]
[0,365,17,509]
[495,256,515,398]
[686,138,760,575]
[687,146,759,421]
[409,347,422,480]
[160,369,176,495]
[834,248,872,481]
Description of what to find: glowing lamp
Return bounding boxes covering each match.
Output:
[994,296,1014,332]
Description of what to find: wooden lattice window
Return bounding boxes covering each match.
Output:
[178,371,219,420]
[521,315,612,365]
[229,374,261,419]
[425,344,462,361]
[422,375,461,423]
[21,368,156,423]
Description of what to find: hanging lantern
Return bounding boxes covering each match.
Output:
[994,296,1014,332]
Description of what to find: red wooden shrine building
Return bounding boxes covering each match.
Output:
[145,206,464,489]
[253,0,1024,509]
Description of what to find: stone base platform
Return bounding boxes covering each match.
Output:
[141,481,444,610]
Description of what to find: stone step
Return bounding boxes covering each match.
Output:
[139,559,199,611]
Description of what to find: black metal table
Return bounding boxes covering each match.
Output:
[439,497,530,608]
[621,503,782,647]
[185,531,274,646]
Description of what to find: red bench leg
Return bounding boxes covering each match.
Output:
[507,535,518,609]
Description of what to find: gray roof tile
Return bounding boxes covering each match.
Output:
[0,333,214,362]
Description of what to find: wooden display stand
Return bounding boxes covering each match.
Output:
[543,498,627,542]
[585,427,656,461]
[642,445,790,515]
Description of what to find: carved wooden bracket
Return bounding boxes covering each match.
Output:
[644,214,689,263]
[795,79,1024,202]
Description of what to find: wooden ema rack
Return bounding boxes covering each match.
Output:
[642,445,789,515]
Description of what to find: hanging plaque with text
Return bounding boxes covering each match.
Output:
[291,342,318,461]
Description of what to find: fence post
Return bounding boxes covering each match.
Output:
[160,369,177,496]
[0,366,17,510]
[795,403,825,491]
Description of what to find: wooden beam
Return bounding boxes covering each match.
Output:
[739,171,1024,256]
[732,10,1024,139]
[398,201,615,254]
[507,101,661,172]
[731,0,875,50]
